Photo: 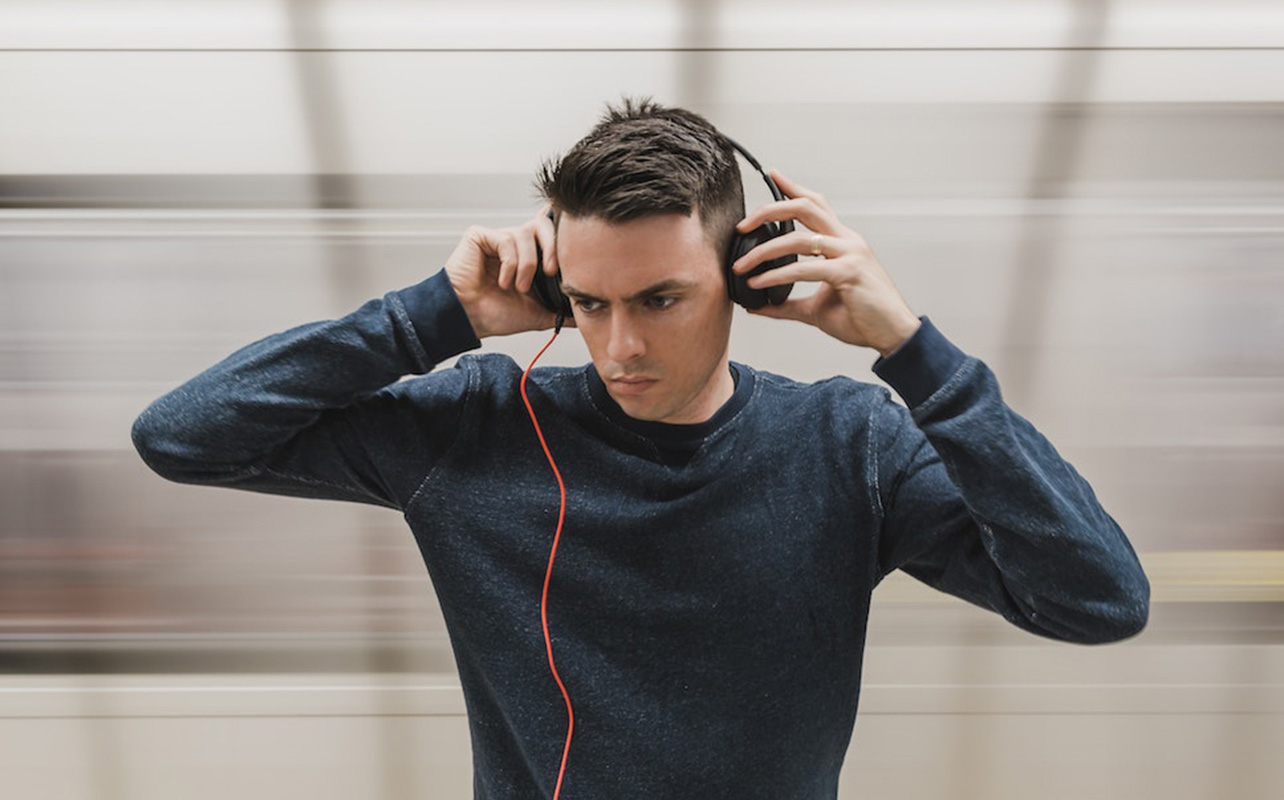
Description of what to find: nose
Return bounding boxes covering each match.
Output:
[605,311,646,364]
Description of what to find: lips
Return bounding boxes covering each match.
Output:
[608,376,659,396]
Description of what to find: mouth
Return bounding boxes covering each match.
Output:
[608,376,659,396]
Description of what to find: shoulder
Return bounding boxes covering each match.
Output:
[746,363,898,413]
[382,353,583,410]
[744,363,917,444]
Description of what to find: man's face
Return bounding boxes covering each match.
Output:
[556,211,735,425]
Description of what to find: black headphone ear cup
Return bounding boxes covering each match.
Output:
[530,266,572,317]
[530,244,573,317]
[724,221,796,310]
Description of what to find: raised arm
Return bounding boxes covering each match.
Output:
[131,210,562,508]
[733,170,1149,643]
[130,272,481,508]
[869,321,1149,643]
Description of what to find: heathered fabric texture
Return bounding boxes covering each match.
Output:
[132,270,1150,800]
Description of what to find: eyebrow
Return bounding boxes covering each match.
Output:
[560,278,698,304]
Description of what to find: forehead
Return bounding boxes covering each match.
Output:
[555,211,721,295]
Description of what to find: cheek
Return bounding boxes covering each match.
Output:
[663,307,731,363]
[686,298,733,340]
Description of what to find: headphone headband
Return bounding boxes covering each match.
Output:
[722,136,786,203]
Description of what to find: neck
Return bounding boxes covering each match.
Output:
[668,358,735,425]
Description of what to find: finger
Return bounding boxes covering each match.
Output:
[512,224,540,293]
[746,256,847,290]
[468,225,512,283]
[732,229,838,275]
[768,169,834,214]
[493,232,520,290]
[736,196,837,240]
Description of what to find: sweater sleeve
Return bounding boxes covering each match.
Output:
[870,318,1150,644]
[130,270,482,510]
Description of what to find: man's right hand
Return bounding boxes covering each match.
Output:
[444,209,562,339]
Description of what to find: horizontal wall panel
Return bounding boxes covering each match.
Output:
[1,1,1282,51]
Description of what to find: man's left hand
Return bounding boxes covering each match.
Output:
[732,170,922,358]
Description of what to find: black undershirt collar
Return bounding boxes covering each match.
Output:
[585,363,754,464]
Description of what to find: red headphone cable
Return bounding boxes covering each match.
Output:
[519,316,574,800]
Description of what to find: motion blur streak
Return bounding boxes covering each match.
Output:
[1,2,1281,798]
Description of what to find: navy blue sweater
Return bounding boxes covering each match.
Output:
[132,270,1150,799]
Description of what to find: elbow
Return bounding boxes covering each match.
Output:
[1018,565,1151,645]
[131,407,175,480]
[131,405,202,484]
[131,402,260,488]
[1105,554,1152,642]
[1092,592,1149,643]
[1078,570,1152,644]
[1062,526,1153,644]
[1116,575,1152,641]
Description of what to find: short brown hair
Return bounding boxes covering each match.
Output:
[536,97,744,259]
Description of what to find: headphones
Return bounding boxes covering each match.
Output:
[529,136,796,315]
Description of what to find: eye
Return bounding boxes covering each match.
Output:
[645,295,677,310]
[573,298,603,314]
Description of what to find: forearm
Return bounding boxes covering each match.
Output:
[875,320,1150,643]
[131,271,480,500]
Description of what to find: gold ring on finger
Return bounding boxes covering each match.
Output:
[810,234,825,256]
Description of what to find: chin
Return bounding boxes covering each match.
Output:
[613,396,659,421]
[612,390,678,422]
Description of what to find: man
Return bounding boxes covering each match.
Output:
[132,98,1149,799]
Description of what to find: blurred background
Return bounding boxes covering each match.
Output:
[1,1,1281,798]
